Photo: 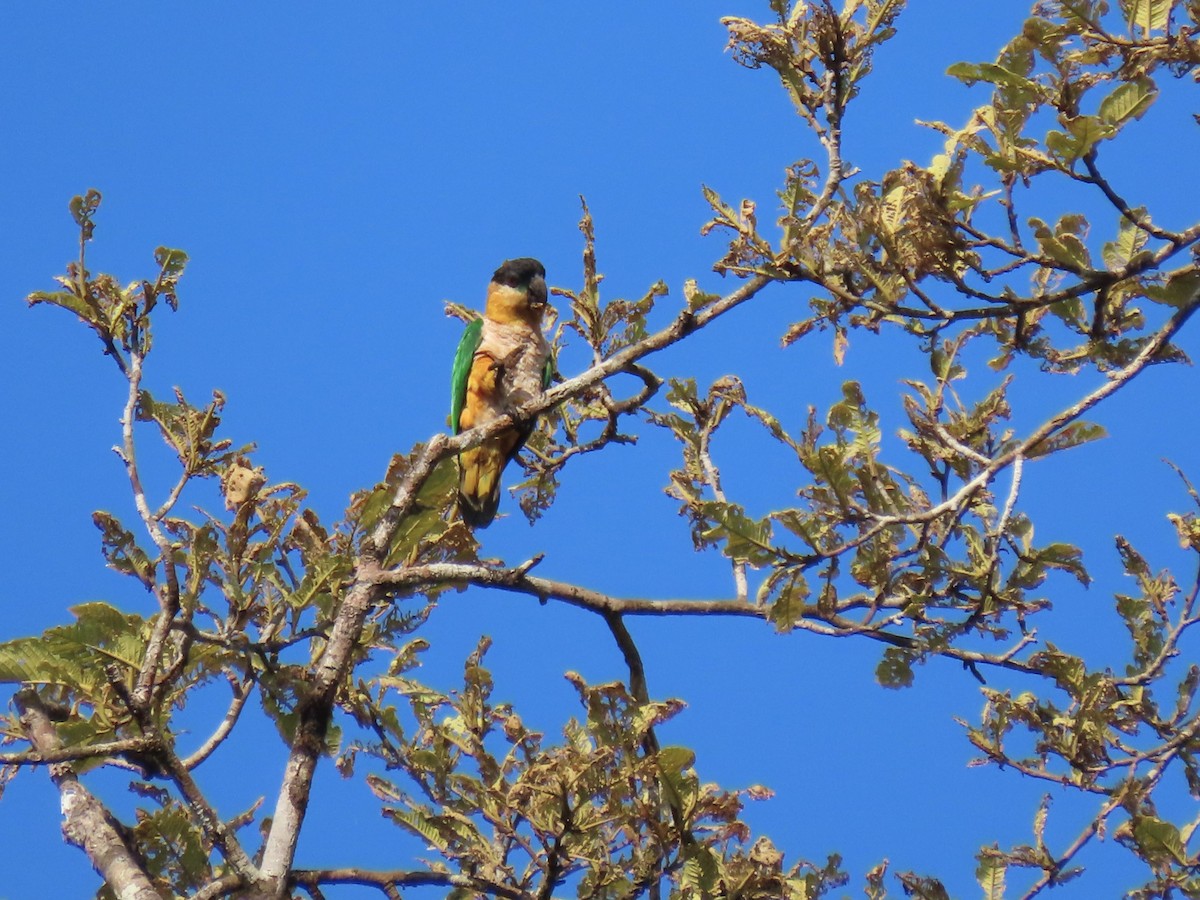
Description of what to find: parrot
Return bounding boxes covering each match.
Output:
[450,257,553,528]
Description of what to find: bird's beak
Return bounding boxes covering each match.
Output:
[529,274,547,309]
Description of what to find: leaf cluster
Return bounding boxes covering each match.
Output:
[343,638,842,899]
[649,329,1099,694]
[705,0,1200,376]
[28,190,188,375]
[510,201,665,524]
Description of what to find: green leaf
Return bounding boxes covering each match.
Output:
[93,511,156,589]
[1098,79,1156,128]
[976,850,1006,900]
[657,745,696,777]
[1045,129,1082,163]
[355,482,394,534]
[1029,217,1089,269]
[698,501,776,567]
[285,553,347,615]
[946,62,1039,99]
[69,189,102,238]
[0,637,80,685]
[683,278,721,312]
[1102,210,1150,270]
[700,183,740,236]
[1067,115,1110,152]
[152,246,189,311]
[679,846,721,894]
[1147,270,1200,308]
[135,387,227,474]
[1116,534,1152,579]
[385,807,450,852]
[896,872,951,900]
[1131,815,1192,866]
[760,568,810,633]
[1031,645,1086,692]
[386,457,460,565]
[876,647,917,689]
[0,601,147,728]
[124,790,234,892]
[26,289,98,323]
[1026,421,1107,458]
[1033,541,1091,587]
[1033,794,1050,847]
[1122,0,1171,32]
[1047,115,1114,163]
[155,246,188,273]
[657,745,698,812]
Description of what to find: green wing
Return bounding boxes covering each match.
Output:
[542,346,556,390]
[450,318,484,434]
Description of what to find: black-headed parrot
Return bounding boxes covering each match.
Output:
[450,258,553,528]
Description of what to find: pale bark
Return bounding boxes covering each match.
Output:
[15,689,165,900]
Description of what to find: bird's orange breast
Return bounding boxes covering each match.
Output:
[460,349,529,438]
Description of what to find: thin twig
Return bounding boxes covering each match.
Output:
[114,352,184,711]
[697,415,748,602]
[181,674,255,770]
[288,867,531,899]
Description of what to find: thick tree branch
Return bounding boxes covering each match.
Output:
[15,689,164,900]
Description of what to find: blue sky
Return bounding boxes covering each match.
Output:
[2,3,1199,897]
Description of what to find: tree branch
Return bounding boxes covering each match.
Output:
[181,674,254,770]
[191,873,243,900]
[367,274,773,553]
[14,688,165,900]
[1080,150,1181,244]
[369,562,1040,676]
[157,740,259,882]
[0,736,158,767]
[289,867,531,899]
[114,351,183,712]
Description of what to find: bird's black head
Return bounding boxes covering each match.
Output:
[493,257,545,287]
[492,257,547,307]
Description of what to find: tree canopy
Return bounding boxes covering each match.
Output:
[3,1,1200,898]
